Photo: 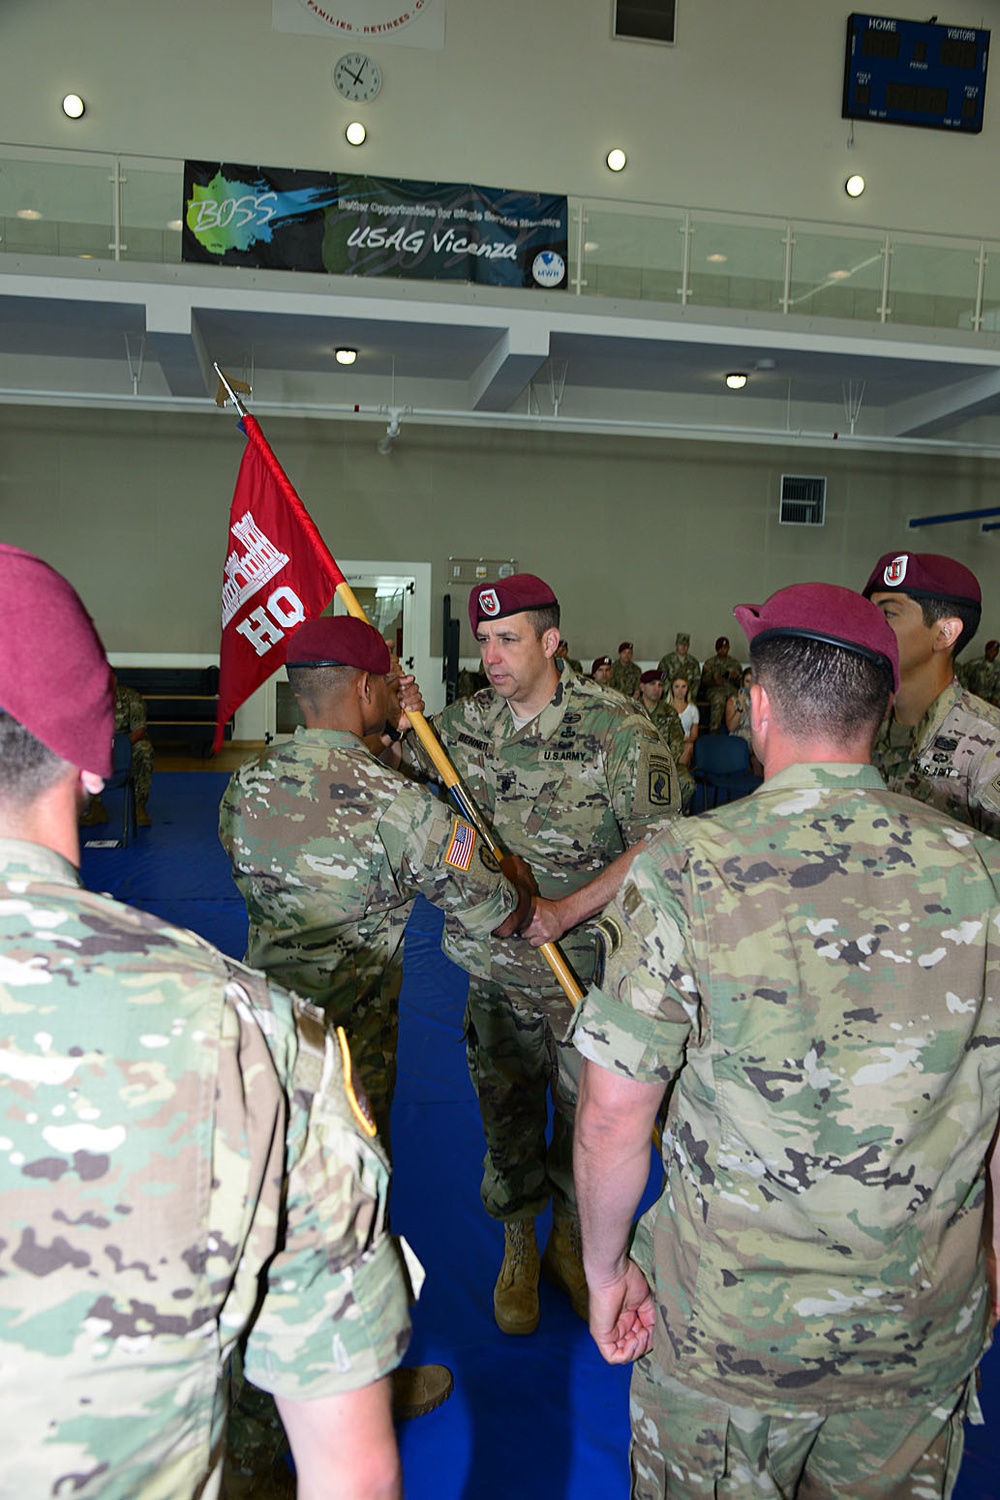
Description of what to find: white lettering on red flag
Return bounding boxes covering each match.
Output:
[215,419,341,749]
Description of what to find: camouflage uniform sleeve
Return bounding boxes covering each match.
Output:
[377,781,515,936]
[569,840,696,1085]
[604,711,681,841]
[238,983,411,1399]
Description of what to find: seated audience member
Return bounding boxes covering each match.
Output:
[609,641,641,699]
[669,674,699,768]
[960,637,1000,706]
[658,631,700,693]
[555,639,583,673]
[591,655,613,687]
[699,636,744,732]
[0,544,410,1498]
[726,665,763,774]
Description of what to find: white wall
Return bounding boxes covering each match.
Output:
[2,405,997,670]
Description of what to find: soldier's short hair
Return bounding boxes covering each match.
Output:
[525,604,560,640]
[0,713,68,805]
[917,596,981,659]
[750,636,893,742]
[287,662,359,710]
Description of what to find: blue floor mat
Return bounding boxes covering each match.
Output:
[80,772,999,1500]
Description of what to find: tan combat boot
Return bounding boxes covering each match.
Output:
[541,1207,589,1322]
[493,1218,540,1335]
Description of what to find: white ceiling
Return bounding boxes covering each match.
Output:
[4,256,1000,455]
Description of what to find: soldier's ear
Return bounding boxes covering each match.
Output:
[933,616,963,655]
[541,628,561,659]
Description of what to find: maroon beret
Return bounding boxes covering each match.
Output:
[591,655,612,673]
[735,582,899,691]
[715,636,730,651]
[617,640,633,654]
[639,669,663,685]
[862,552,981,607]
[468,574,558,630]
[286,616,391,675]
[0,545,114,776]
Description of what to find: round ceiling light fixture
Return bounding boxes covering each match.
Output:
[335,347,358,365]
[845,173,866,198]
[606,148,627,172]
[345,121,367,146]
[62,93,85,120]
[725,372,748,390]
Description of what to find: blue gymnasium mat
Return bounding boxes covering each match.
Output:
[80,772,999,1500]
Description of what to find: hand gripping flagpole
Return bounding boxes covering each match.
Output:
[214,365,583,1006]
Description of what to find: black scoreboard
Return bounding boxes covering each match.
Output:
[843,13,989,133]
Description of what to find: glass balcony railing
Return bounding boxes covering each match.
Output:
[1,143,997,337]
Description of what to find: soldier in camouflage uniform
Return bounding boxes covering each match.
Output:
[698,635,743,732]
[219,616,529,1146]
[864,551,1000,838]
[636,669,694,810]
[609,640,642,699]
[80,679,155,828]
[0,545,410,1498]
[959,637,1000,706]
[571,582,1000,1499]
[416,575,679,1338]
[657,631,700,693]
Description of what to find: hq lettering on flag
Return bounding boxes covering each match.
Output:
[215,415,342,750]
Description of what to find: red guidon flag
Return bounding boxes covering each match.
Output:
[214,415,343,750]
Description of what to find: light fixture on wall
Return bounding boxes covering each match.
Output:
[335,347,358,365]
[606,148,627,172]
[61,93,85,119]
[845,173,866,198]
[725,372,748,390]
[345,121,367,146]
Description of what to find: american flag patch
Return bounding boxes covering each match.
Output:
[444,818,477,870]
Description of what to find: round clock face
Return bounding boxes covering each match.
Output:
[332,53,382,103]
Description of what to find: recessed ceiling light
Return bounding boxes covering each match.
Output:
[828,268,851,281]
[62,93,85,120]
[583,241,599,253]
[166,218,183,233]
[725,372,748,390]
[335,347,358,365]
[845,173,866,198]
[345,121,367,146]
[606,148,627,172]
[706,252,728,264]
[16,208,42,221]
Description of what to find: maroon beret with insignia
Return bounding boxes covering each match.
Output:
[468,574,558,630]
[617,640,633,654]
[639,669,663,685]
[735,582,899,691]
[591,655,612,673]
[286,616,391,675]
[862,551,981,607]
[0,544,114,776]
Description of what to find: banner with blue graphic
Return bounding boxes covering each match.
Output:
[183,162,568,290]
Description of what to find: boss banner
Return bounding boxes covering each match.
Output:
[183,161,568,290]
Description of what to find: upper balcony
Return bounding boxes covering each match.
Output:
[4,143,1000,454]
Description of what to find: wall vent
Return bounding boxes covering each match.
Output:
[779,475,826,527]
[614,1,676,45]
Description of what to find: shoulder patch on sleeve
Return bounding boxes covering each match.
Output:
[444,817,478,870]
[639,749,679,813]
